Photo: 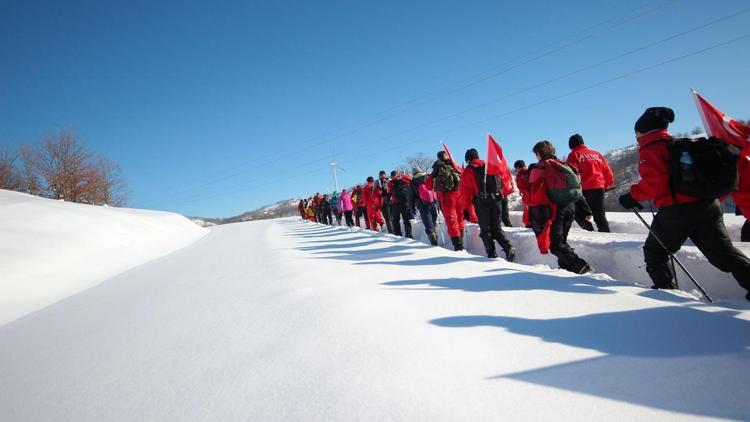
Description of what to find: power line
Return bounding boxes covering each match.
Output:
[136,1,676,207]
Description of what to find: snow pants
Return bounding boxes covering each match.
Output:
[368,206,386,232]
[437,190,463,238]
[344,211,354,227]
[644,199,750,293]
[575,189,610,232]
[548,203,589,273]
[475,195,513,257]
[390,203,413,238]
[355,206,369,229]
[500,196,512,227]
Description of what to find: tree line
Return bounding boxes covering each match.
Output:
[0,128,128,206]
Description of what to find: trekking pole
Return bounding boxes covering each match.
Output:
[632,209,712,302]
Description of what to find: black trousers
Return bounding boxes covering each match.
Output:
[644,199,750,292]
[551,203,590,273]
[390,203,413,238]
[321,210,332,225]
[500,196,512,227]
[574,189,610,232]
[356,206,368,228]
[474,196,512,257]
[344,210,354,227]
[381,200,394,233]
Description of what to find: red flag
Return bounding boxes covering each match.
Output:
[692,90,750,149]
[486,134,515,196]
[441,141,463,173]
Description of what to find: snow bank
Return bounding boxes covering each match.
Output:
[0,189,208,325]
[400,211,750,302]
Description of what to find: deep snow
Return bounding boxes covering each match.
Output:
[0,189,208,325]
[1,215,749,420]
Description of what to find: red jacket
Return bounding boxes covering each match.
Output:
[352,187,366,207]
[733,143,750,217]
[515,168,530,200]
[527,160,555,207]
[629,129,699,208]
[457,159,484,209]
[363,181,377,208]
[566,145,614,190]
[386,174,412,205]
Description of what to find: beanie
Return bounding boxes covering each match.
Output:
[464,148,479,162]
[634,107,675,134]
[568,134,584,149]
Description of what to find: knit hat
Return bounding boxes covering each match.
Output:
[634,107,675,134]
[513,160,526,169]
[568,134,584,149]
[464,148,479,162]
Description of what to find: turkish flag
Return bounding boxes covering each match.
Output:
[486,134,515,196]
[441,142,463,173]
[693,90,750,149]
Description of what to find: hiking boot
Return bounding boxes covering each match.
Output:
[486,249,498,259]
[577,264,594,274]
[427,232,438,246]
[505,247,516,263]
[450,236,464,251]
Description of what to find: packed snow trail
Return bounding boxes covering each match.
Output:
[1,218,749,420]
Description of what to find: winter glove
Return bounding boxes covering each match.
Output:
[618,192,643,210]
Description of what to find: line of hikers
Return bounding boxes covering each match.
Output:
[298,107,750,301]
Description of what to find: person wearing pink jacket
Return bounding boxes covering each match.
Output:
[338,189,355,227]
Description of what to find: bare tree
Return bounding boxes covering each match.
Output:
[17,144,42,195]
[403,153,433,174]
[36,129,95,202]
[91,155,129,206]
[0,148,20,190]
[691,126,703,136]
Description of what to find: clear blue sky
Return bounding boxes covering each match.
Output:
[1,0,749,218]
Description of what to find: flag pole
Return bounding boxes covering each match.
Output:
[691,88,713,137]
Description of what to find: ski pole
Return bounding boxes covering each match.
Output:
[632,209,712,302]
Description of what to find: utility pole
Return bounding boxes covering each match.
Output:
[331,161,339,192]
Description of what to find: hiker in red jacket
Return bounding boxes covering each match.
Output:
[429,151,465,250]
[514,160,531,228]
[619,107,750,297]
[387,170,414,238]
[567,134,614,232]
[458,148,515,260]
[364,176,385,231]
[528,140,592,274]
[352,185,369,229]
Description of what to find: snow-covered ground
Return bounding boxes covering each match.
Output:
[0,189,208,325]
[407,211,750,301]
[1,212,749,420]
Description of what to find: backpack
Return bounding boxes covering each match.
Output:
[668,137,740,200]
[433,161,461,192]
[392,178,409,203]
[544,159,583,205]
[473,164,501,199]
[417,182,436,204]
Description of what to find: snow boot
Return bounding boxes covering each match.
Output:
[577,263,594,274]
[451,236,464,251]
[427,231,438,246]
[505,246,516,263]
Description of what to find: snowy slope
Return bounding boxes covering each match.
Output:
[1,218,748,420]
[0,189,208,325]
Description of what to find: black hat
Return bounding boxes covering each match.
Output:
[465,148,479,162]
[634,107,675,134]
[366,176,374,182]
[513,160,526,169]
[568,134,584,149]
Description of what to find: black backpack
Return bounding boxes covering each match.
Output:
[393,178,409,203]
[668,137,740,200]
[473,164,502,199]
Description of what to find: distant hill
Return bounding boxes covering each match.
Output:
[191,198,300,226]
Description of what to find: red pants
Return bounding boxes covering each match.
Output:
[368,206,385,231]
[437,191,463,238]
